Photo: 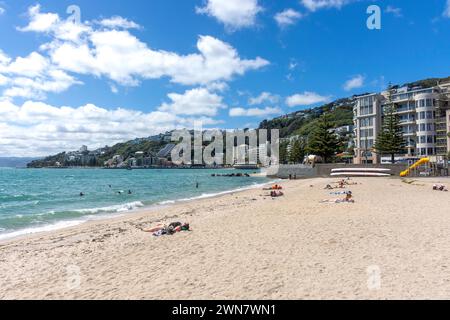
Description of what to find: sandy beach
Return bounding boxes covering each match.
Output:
[1,176,450,300]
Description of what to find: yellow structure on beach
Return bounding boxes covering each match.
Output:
[400,158,430,177]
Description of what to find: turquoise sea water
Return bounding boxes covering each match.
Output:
[0,168,272,240]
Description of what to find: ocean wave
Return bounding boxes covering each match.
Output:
[74,201,145,214]
[0,220,84,241]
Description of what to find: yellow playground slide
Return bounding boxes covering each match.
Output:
[400,158,430,177]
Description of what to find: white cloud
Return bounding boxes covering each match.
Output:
[0,74,8,86]
[286,91,331,107]
[18,4,60,32]
[0,6,5,15]
[444,0,450,18]
[0,51,81,99]
[0,100,220,157]
[343,74,365,91]
[385,5,402,17]
[97,16,141,29]
[46,31,268,86]
[249,92,279,105]
[18,4,92,42]
[229,106,281,117]
[158,88,226,116]
[275,9,303,27]
[10,5,268,98]
[110,84,119,94]
[289,60,298,70]
[196,0,262,30]
[300,0,353,12]
[205,81,229,92]
[1,52,48,77]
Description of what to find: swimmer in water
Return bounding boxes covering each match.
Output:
[80,192,84,197]
[128,190,132,194]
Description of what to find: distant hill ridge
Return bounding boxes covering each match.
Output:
[0,157,39,168]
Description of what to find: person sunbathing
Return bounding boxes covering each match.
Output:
[433,184,448,192]
[270,191,284,197]
[321,192,354,203]
[263,185,283,191]
[143,222,190,235]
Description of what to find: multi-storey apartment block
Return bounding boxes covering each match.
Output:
[353,82,450,164]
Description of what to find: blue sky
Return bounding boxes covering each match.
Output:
[0,0,449,156]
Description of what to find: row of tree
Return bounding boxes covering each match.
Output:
[279,115,342,164]
[280,92,407,164]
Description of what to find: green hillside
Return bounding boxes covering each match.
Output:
[27,138,168,168]
[258,97,355,139]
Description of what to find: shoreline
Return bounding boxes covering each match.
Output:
[1,176,450,299]
[0,178,278,244]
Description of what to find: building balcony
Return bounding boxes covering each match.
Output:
[399,120,416,125]
[391,96,414,102]
[395,108,416,114]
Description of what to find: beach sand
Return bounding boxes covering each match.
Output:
[1,176,450,300]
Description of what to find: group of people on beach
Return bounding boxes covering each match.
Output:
[263,184,284,198]
[324,178,358,190]
[322,178,356,203]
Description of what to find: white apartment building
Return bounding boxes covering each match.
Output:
[353,83,450,164]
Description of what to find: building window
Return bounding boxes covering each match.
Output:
[360,117,373,127]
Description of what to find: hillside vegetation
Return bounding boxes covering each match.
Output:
[258,98,355,138]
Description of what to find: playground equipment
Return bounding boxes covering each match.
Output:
[400,158,430,177]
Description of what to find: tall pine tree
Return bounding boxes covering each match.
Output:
[306,115,340,163]
[373,90,406,163]
[289,139,305,164]
[279,141,289,164]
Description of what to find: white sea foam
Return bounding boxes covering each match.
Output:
[157,200,176,205]
[0,220,84,241]
[74,201,145,214]
[153,181,279,206]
